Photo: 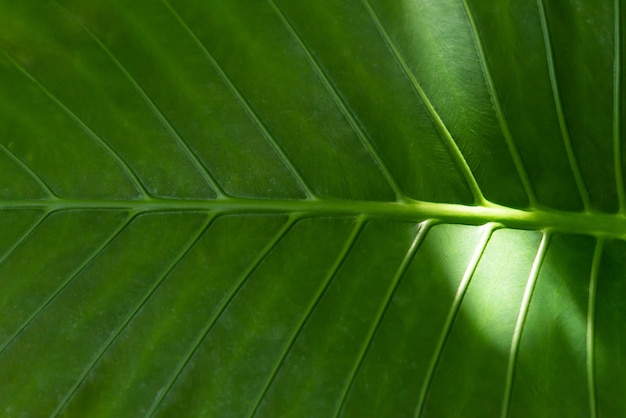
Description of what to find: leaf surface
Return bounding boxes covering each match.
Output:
[0,0,624,417]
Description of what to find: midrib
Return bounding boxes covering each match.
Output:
[1,197,624,238]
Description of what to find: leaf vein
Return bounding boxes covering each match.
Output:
[248,217,366,418]
[414,222,497,417]
[614,0,625,213]
[162,0,317,200]
[51,212,217,417]
[334,220,434,418]
[0,48,151,200]
[500,231,550,418]
[146,215,297,417]
[536,0,591,211]
[587,237,603,418]
[270,0,407,203]
[0,211,50,269]
[362,0,486,206]
[58,8,228,199]
[0,143,58,199]
[459,0,537,208]
[0,211,134,355]
[2,198,626,238]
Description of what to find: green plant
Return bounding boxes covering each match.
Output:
[0,0,624,416]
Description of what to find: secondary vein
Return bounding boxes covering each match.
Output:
[334,220,433,418]
[162,0,317,200]
[614,0,625,213]
[414,222,496,417]
[248,217,366,418]
[0,211,134,356]
[50,212,217,417]
[145,216,296,417]
[270,0,407,203]
[587,237,603,418]
[71,16,228,199]
[0,48,152,200]
[362,0,486,206]
[0,144,58,199]
[459,0,538,208]
[0,211,50,268]
[500,231,550,418]
[536,0,591,211]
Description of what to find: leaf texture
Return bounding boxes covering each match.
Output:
[0,0,625,417]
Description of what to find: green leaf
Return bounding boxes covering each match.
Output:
[0,0,624,416]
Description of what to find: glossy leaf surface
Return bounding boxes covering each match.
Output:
[0,0,625,417]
